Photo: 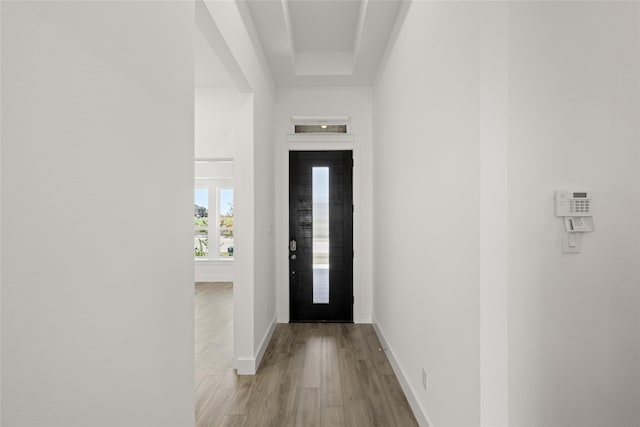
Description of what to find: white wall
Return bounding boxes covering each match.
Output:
[0,3,3,423]
[507,3,640,426]
[374,2,640,427]
[195,88,248,159]
[478,4,509,426]
[373,3,482,426]
[202,0,277,374]
[275,86,374,324]
[1,2,194,425]
[252,89,277,355]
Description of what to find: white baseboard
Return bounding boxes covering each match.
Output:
[195,260,233,283]
[236,357,255,375]
[236,315,277,375]
[195,274,233,282]
[372,319,433,427]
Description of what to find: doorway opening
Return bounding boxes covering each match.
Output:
[193,4,253,412]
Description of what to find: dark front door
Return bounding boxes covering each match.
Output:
[289,150,353,322]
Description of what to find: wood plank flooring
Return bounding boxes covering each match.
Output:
[195,282,418,427]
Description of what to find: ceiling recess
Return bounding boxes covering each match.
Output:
[245,0,404,86]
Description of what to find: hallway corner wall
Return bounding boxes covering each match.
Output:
[202,0,277,374]
[372,2,483,425]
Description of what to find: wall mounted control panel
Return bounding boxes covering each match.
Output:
[555,191,592,217]
[555,190,594,253]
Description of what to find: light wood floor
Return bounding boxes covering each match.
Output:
[195,282,419,427]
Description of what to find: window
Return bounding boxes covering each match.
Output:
[194,160,233,260]
[218,188,234,257]
[312,167,329,304]
[194,188,209,257]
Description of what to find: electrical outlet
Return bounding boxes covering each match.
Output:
[422,369,428,390]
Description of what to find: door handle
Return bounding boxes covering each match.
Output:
[289,239,297,252]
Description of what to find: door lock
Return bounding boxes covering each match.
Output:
[289,239,297,252]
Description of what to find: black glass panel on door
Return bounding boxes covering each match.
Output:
[289,151,353,322]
